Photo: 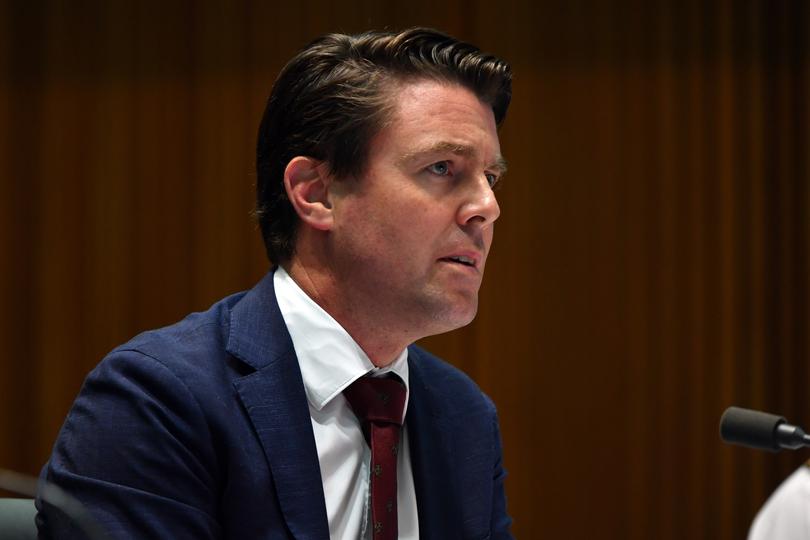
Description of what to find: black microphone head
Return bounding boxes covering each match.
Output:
[720,406,785,452]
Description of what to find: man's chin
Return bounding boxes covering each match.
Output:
[427,297,479,333]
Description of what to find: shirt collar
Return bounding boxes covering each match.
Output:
[273,266,410,417]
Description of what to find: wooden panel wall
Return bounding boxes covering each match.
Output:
[1,1,808,538]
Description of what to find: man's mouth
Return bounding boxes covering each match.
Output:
[440,255,477,267]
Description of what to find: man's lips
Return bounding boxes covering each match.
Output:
[437,251,482,269]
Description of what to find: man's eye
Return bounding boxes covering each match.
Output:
[485,173,499,188]
[427,161,450,176]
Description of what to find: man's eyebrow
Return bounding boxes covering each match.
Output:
[490,155,508,175]
[398,141,474,164]
[398,141,508,174]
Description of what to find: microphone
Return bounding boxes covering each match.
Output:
[720,406,810,452]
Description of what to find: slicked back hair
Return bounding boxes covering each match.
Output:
[255,27,512,264]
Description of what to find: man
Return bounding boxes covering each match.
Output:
[38,27,513,539]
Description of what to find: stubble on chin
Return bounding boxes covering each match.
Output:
[413,286,480,337]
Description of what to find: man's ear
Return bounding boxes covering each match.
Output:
[283,156,334,231]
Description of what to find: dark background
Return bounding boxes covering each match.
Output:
[2,1,809,538]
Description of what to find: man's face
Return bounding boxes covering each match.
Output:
[328,79,503,339]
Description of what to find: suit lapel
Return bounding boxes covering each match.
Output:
[406,348,462,539]
[227,271,330,540]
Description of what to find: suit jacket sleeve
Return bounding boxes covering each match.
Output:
[38,349,222,539]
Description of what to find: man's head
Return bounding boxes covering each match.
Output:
[256,27,512,265]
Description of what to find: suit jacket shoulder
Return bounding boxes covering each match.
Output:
[406,345,514,540]
[38,273,330,539]
[407,344,497,409]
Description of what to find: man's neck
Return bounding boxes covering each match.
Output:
[281,260,411,367]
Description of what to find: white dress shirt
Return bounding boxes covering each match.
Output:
[274,267,419,539]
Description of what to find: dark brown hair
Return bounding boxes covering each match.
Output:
[255,27,512,264]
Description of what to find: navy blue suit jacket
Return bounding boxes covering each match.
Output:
[38,272,512,539]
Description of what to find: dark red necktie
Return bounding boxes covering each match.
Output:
[343,376,407,540]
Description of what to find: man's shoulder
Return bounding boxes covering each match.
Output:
[113,290,247,365]
[86,270,287,401]
[69,288,267,442]
[407,344,496,411]
[87,290,256,397]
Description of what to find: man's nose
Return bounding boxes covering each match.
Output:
[457,173,501,228]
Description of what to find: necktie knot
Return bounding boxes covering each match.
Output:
[343,376,406,426]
